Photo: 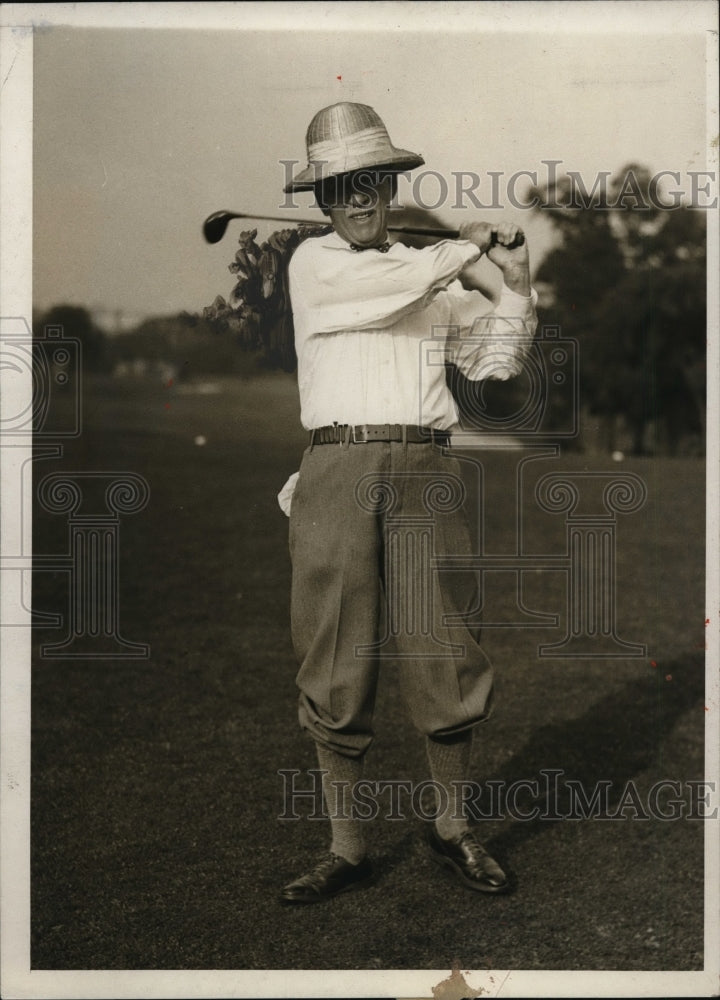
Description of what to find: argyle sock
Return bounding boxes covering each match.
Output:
[425,731,473,841]
[315,743,367,865]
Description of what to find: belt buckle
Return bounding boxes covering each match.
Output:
[351,424,370,444]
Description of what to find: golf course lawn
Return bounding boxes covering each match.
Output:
[30,372,707,971]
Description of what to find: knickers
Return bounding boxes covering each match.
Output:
[289,440,494,757]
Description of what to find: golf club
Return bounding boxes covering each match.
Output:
[203,209,524,248]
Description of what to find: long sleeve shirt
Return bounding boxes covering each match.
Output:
[288,229,538,431]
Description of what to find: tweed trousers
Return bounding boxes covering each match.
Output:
[288,439,494,758]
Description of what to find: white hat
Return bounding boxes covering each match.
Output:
[284,102,424,192]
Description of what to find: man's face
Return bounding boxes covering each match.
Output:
[323,172,394,249]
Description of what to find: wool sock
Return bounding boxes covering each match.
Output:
[425,731,473,841]
[315,743,367,865]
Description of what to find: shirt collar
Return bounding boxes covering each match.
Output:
[319,229,393,252]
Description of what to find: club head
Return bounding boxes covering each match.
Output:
[203,211,238,244]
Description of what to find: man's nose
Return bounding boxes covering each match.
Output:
[350,189,375,208]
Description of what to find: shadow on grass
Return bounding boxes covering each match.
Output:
[476,650,705,871]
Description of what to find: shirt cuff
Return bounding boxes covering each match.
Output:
[447,239,483,269]
[497,283,538,312]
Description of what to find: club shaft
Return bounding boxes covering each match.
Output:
[208,210,458,239]
[204,210,524,247]
[389,224,459,238]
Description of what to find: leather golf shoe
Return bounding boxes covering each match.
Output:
[426,826,510,894]
[279,853,374,905]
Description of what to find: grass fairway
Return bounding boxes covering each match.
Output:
[31,373,706,971]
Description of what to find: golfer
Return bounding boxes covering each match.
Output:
[280,102,537,903]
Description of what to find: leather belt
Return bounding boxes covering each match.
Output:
[310,424,451,446]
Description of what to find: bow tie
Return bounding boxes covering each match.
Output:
[350,241,391,253]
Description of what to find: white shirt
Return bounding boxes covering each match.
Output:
[289,230,538,431]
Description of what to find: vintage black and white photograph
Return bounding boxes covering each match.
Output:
[1,2,718,997]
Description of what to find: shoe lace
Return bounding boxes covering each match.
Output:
[301,853,345,889]
[456,831,493,872]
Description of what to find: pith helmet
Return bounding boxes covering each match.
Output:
[284,102,425,192]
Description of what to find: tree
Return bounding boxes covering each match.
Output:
[530,165,706,453]
[35,304,109,373]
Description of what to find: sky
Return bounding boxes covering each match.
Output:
[5,2,717,323]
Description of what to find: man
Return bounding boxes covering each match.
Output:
[280,102,537,904]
